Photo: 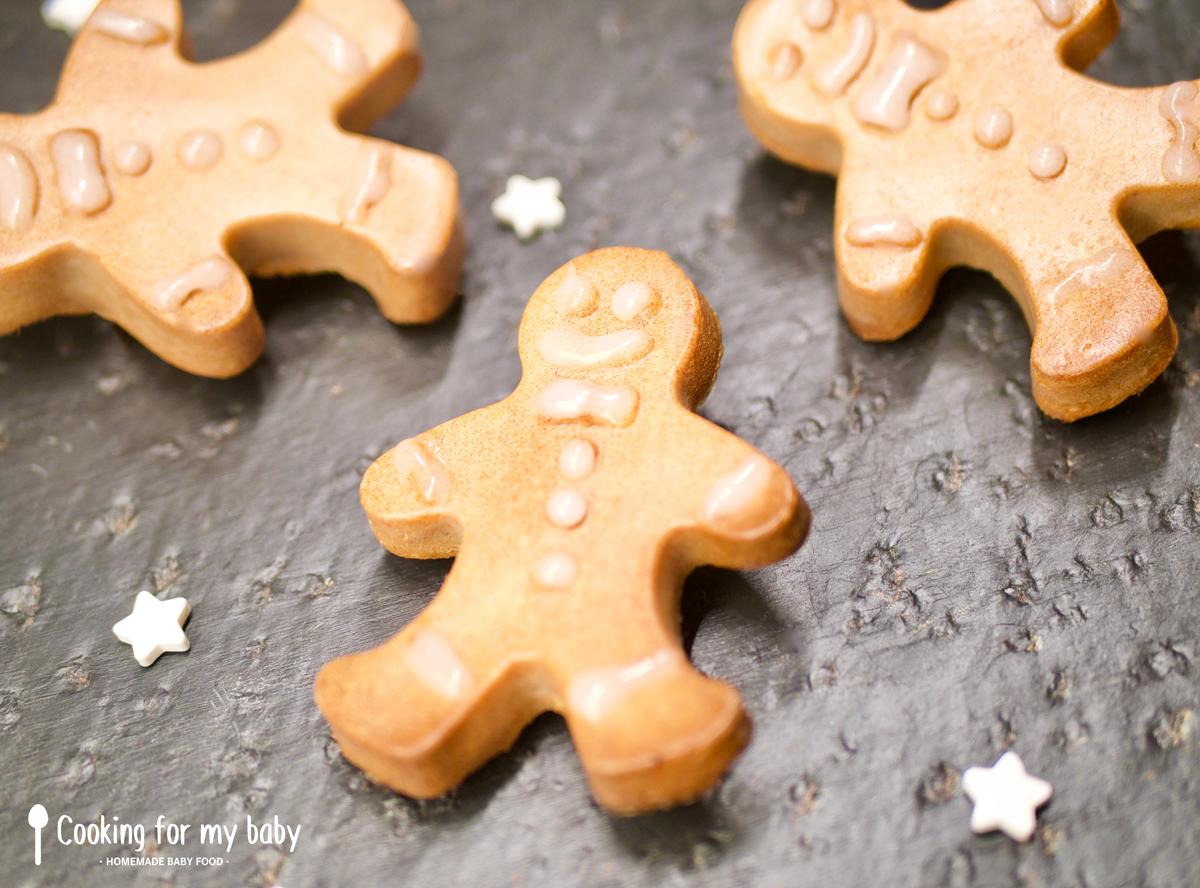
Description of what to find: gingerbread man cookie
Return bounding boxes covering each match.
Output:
[733,0,1194,421]
[316,248,810,814]
[0,0,462,376]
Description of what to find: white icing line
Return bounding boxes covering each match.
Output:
[40,0,101,36]
[391,438,451,504]
[404,630,473,699]
[1028,142,1067,179]
[537,326,653,369]
[113,141,151,176]
[974,107,1013,149]
[1159,82,1200,184]
[0,144,38,232]
[531,379,639,427]
[610,281,660,321]
[178,130,223,170]
[1034,0,1072,27]
[846,215,923,248]
[88,9,168,44]
[534,552,578,589]
[814,12,874,96]
[568,650,678,722]
[50,130,110,215]
[1037,246,1137,309]
[553,264,598,317]
[702,456,785,536]
[237,121,280,161]
[925,90,959,121]
[801,0,835,30]
[546,490,588,528]
[558,439,596,480]
[769,42,802,81]
[151,256,235,312]
[339,144,391,224]
[297,11,367,77]
[852,35,946,133]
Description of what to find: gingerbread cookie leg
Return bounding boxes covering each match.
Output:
[316,585,548,798]
[1022,224,1177,421]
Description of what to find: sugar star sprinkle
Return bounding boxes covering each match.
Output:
[113,591,191,667]
[962,751,1053,842]
[491,175,565,240]
[40,0,101,35]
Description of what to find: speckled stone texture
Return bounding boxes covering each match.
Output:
[1,1,1197,886]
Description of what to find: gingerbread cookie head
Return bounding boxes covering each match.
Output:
[319,248,810,814]
[0,0,463,377]
[515,247,724,417]
[734,0,1185,421]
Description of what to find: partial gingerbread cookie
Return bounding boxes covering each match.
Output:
[733,0,1193,421]
[316,248,810,814]
[0,0,463,376]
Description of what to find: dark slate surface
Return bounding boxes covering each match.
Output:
[2,1,1198,886]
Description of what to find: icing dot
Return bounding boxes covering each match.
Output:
[611,281,659,321]
[846,215,923,248]
[1028,142,1067,179]
[559,439,596,480]
[814,12,875,96]
[237,121,280,161]
[974,107,1013,149]
[178,130,223,169]
[546,490,588,528]
[801,0,836,29]
[925,90,959,121]
[553,264,598,317]
[852,36,947,133]
[339,143,392,224]
[1034,0,1073,27]
[151,256,235,312]
[769,42,802,81]
[50,130,110,215]
[88,10,169,45]
[0,144,38,232]
[534,553,578,589]
[113,141,151,176]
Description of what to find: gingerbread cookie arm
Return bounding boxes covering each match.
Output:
[359,419,490,560]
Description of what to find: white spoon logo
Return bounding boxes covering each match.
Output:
[28,804,48,865]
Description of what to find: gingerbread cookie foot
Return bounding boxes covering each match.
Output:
[734,0,1196,419]
[0,0,462,376]
[317,247,810,813]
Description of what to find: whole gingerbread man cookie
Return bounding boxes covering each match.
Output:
[316,248,810,814]
[0,0,462,376]
[734,0,1194,421]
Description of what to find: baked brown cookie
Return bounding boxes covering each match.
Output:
[734,0,1190,421]
[0,0,463,376]
[316,247,810,814]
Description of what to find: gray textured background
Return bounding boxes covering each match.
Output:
[2,1,1199,886]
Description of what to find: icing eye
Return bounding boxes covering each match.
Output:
[610,281,659,321]
[552,264,598,317]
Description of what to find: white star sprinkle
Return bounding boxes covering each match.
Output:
[491,175,565,240]
[41,0,101,36]
[962,751,1053,842]
[113,591,191,667]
